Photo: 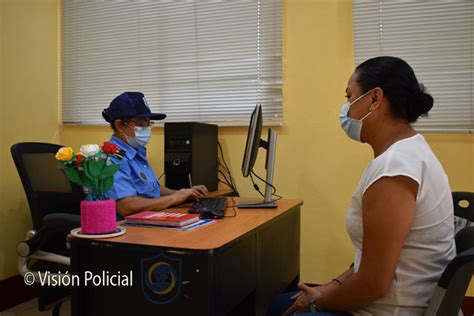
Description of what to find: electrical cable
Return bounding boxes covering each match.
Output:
[249,172,265,198]
[224,197,237,217]
[218,170,233,188]
[217,141,237,189]
[250,170,282,202]
[218,166,238,195]
[217,141,239,196]
[217,165,235,188]
[218,172,237,193]
[219,162,237,192]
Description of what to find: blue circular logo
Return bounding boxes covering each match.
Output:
[145,262,177,295]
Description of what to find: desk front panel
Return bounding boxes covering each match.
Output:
[70,234,257,315]
[70,199,302,316]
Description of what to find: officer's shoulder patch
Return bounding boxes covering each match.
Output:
[112,147,126,160]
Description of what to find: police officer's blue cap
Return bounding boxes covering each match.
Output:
[102,92,166,123]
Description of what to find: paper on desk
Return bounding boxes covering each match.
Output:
[125,219,215,231]
[181,219,215,231]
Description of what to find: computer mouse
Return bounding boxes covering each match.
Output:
[198,208,224,219]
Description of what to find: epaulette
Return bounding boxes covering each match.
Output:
[112,147,126,160]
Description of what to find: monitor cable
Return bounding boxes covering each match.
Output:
[250,170,282,202]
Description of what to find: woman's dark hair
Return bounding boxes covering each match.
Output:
[102,110,118,131]
[355,56,433,123]
[102,111,133,132]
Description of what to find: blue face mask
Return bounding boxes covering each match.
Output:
[339,90,374,142]
[126,126,152,148]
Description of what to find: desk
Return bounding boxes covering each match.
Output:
[70,198,302,316]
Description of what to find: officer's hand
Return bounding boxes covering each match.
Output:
[172,188,200,205]
[191,185,209,197]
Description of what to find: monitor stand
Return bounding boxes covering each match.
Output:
[238,129,278,209]
[237,200,278,208]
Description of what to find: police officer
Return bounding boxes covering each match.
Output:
[102,92,208,217]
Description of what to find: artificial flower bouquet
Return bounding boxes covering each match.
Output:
[55,142,122,200]
[55,142,123,234]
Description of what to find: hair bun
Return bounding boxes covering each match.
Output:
[406,83,433,123]
[102,109,110,122]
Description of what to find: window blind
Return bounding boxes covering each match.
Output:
[62,0,282,126]
[353,1,474,132]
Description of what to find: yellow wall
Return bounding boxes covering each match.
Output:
[61,0,359,283]
[2,0,474,292]
[0,0,60,279]
[425,134,474,190]
[0,3,4,245]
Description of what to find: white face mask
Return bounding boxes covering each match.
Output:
[126,126,152,148]
[339,90,374,142]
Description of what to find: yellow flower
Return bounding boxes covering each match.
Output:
[55,147,74,161]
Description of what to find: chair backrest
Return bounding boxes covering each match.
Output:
[453,192,474,222]
[11,142,84,230]
[455,226,474,255]
[453,192,474,234]
[425,226,474,316]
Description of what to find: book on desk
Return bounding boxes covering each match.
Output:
[125,211,200,227]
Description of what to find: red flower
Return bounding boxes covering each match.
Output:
[74,153,85,165]
[102,141,119,154]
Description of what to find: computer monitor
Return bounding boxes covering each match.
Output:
[239,104,278,208]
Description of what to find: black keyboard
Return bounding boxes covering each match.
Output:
[188,197,227,216]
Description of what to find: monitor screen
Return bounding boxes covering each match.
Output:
[241,104,262,177]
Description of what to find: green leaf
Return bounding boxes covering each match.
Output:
[102,176,115,193]
[78,171,94,188]
[62,166,82,185]
[84,159,105,179]
[99,164,121,179]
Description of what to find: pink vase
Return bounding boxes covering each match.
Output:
[80,199,117,234]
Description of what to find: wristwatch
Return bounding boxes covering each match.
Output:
[309,299,319,312]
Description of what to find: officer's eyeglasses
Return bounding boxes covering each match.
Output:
[123,119,155,128]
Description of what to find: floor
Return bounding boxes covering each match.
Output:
[0,298,71,316]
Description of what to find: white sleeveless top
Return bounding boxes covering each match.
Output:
[346,134,456,316]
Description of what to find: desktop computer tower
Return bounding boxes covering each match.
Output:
[164,122,218,191]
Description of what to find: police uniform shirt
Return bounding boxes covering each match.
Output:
[107,135,161,200]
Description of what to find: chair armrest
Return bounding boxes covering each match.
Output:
[426,248,474,316]
[17,213,80,257]
[439,247,474,289]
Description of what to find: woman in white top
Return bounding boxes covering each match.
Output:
[268,56,456,316]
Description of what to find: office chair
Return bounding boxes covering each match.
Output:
[453,192,474,232]
[11,142,84,313]
[424,225,474,316]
